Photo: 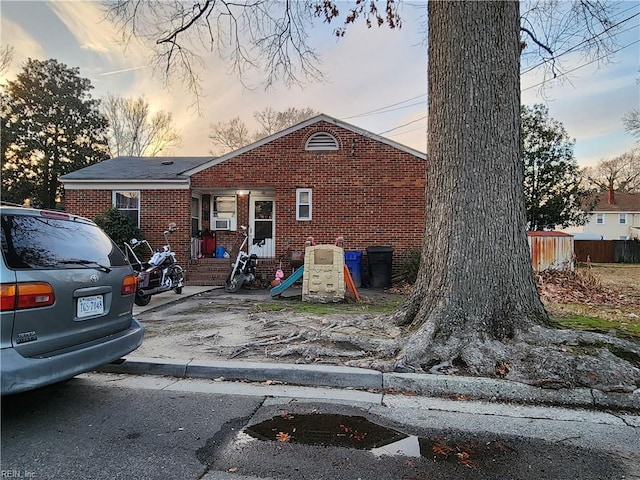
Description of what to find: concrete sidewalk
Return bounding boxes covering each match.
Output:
[116,286,640,412]
[99,355,640,411]
[132,285,218,315]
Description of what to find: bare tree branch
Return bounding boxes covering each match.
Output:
[102,94,182,156]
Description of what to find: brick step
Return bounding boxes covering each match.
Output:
[185,258,281,287]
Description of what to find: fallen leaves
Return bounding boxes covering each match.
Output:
[432,441,477,468]
[536,268,631,307]
[338,424,367,441]
[494,360,511,378]
[276,431,291,442]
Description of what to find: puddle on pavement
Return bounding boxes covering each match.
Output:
[240,413,516,466]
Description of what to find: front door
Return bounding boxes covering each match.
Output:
[249,197,275,258]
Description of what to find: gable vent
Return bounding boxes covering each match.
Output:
[305,132,339,151]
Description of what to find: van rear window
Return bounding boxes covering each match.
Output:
[1,214,127,269]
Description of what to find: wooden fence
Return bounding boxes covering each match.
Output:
[574,240,640,263]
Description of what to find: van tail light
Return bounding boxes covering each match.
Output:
[0,282,55,311]
[121,275,138,296]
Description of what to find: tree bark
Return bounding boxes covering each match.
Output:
[394,1,549,374]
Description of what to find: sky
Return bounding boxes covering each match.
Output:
[1,0,638,167]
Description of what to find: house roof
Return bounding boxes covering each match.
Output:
[60,156,213,182]
[61,114,425,184]
[592,191,640,213]
[183,113,427,176]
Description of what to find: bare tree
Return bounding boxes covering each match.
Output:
[254,106,319,137]
[102,94,182,156]
[104,0,352,95]
[209,107,318,154]
[623,109,640,141]
[208,116,252,155]
[0,45,14,75]
[106,1,640,391]
[584,148,640,193]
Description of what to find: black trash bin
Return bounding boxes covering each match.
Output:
[366,246,393,288]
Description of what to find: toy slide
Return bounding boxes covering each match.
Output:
[343,264,360,302]
[270,266,305,296]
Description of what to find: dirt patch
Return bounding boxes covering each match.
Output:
[133,265,640,366]
[133,289,405,366]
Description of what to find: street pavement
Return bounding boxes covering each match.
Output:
[3,280,639,478]
[93,288,640,477]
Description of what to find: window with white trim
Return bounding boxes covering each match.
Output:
[113,191,140,227]
[595,213,604,225]
[305,132,338,151]
[296,188,312,221]
[619,213,627,225]
[213,195,236,218]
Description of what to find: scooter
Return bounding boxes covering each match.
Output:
[124,222,185,306]
[225,227,266,292]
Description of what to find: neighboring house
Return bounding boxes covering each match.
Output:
[562,189,640,240]
[61,114,427,285]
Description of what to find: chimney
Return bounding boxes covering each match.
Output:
[607,186,615,205]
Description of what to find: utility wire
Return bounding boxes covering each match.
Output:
[522,38,640,92]
[343,94,426,119]
[521,10,640,75]
[377,115,428,135]
[348,6,638,138]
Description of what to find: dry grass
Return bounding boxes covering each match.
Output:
[540,263,640,338]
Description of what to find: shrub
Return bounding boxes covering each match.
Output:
[402,248,422,284]
[93,207,143,249]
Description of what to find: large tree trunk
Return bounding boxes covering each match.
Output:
[390,1,639,392]
[391,1,542,374]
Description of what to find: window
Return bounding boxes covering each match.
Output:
[619,213,627,225]
[191,197,200,237]
[2,212,127,269]
[113,191,140,227]
[595,213,604,225]
[619,235,628,240]
[305,132,338,151]
[213,195,236,218]
[296,189,312,221]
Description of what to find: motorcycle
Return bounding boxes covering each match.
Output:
[225,227,266,292]
[124,222,185,306]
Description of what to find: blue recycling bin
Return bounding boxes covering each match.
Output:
[344,250,363,288]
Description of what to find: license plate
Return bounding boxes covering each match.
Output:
[77,295,104,318]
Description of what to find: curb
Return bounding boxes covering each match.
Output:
[98,357,640,411]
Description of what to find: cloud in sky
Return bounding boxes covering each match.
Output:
[1,1,637,165]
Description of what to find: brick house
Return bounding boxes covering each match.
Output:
[61,114,427,286]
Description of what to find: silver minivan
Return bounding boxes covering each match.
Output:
[1,205,144,394]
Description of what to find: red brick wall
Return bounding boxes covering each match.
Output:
[64,190,112,219]
[64,189,192,263]
[192,121,426,277]
[139,190,192,262]
[65,121,427,281]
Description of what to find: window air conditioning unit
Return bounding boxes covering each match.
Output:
[213,218,231,230]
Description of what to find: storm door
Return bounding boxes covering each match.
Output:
[249,197,275,258]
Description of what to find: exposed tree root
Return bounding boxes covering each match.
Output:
[197,306,639,393]
[396,321,640,393]
[215,311,402,364]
